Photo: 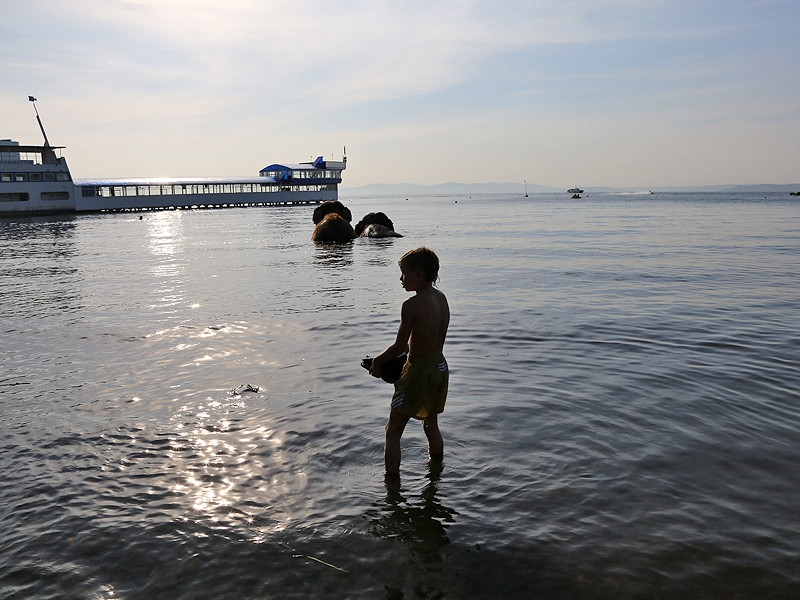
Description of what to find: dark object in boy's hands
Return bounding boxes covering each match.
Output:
[361,353,407,384]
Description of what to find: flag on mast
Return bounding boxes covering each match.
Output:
[29,96,37,102]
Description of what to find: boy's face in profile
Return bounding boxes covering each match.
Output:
[400,263,426,292]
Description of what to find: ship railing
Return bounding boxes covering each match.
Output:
[79,182,333,198]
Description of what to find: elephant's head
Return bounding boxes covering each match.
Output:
[355,212,402,238]
[313,200,352,225]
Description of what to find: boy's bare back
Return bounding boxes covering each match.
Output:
[403,286,449,357]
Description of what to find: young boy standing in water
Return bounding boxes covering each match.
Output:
[370,247,450,476]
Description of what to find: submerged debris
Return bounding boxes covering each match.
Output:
[230,384,260,395]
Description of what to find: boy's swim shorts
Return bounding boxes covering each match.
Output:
[391,354,448,419]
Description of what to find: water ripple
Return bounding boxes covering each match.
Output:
[1,196,800,598]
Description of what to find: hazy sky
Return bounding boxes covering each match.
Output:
[2,0,798,187]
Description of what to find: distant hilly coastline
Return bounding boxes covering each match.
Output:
[342,182,800,196]
[722,183,800,192]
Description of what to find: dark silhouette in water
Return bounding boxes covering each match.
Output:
[312,213,356,242]
[312,202,402,241]
[311,200,356,242]
[312,200,356,242]
[354,212,403,238]
[365,463,457,568]
[313,200,352,225]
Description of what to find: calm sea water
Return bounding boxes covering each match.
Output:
[1,193,799,599]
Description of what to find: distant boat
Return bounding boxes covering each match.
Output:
[567,186,584,194]
[524,181,528,197]
[571,193,581,199]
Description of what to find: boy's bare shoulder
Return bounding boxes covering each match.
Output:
[429,287,450,312]
[401,293,424,313]
[404,287,449,316]
[433,287,449,303]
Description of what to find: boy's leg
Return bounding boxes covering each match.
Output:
[422,413,443,459]
[385,408,411,475]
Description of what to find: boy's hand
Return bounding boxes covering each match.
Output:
[369,358,383,378]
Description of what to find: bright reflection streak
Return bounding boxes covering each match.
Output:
[165,395,308,532]
[146,209,186,310]
[147,210,183,257]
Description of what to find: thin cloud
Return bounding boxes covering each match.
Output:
[2,0,798,185]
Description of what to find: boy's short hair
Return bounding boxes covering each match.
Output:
[399,247,440,283]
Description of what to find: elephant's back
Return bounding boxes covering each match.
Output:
[311,213,356,242]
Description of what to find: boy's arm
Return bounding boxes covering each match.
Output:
[370,299,414,377]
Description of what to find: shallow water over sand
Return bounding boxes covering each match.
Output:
[1,193,799,599]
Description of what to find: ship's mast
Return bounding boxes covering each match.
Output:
[29,96,51,147]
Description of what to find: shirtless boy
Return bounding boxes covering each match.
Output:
[370,247,450,476]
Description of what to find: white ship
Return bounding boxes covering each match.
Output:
[1,99,345,217]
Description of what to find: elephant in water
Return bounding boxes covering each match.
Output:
[312,201,356,242]
[354,212,403,238]
[311,202,402,242]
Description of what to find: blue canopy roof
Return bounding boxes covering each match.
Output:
[260,159,324,173]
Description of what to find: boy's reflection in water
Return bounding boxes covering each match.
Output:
[365,461,458,564]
